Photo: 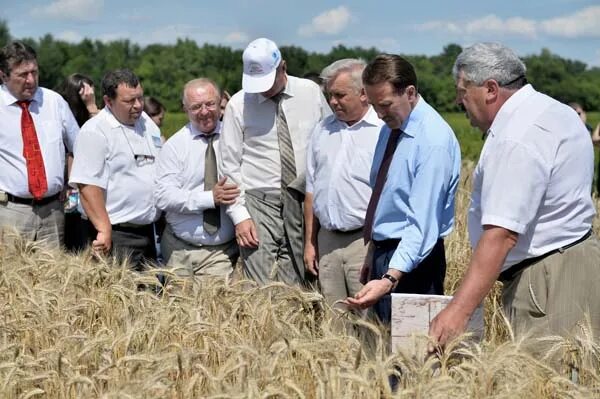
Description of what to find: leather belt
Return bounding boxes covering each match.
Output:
[330,227,363,234]
[499,229,593,282]
[6,193,60,206]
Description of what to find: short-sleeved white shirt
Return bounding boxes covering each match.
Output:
[468,84,596,270]
[0,85,79,197]
[306,106,383,231]
[69,108,161,225]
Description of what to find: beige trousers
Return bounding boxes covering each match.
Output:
[502,233,600,339]
[0,199,64,249]
[161,226,238,280]
[317,228,367,311]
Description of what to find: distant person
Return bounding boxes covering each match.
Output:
[144,96,166,144]
[220,37,331,286]
[0,41,79,248]
[219,90,230,121]
[430,42,600,347]
[57,73,100,252]
[70,69,162,270]
[569,102,593,132]
[345,54,461,325]
[155,78,239,280]
[144,96,165,128]
[305,58,383,311]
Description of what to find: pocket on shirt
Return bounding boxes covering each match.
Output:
[38,120,64,146]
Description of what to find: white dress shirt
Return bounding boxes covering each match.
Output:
[306,106,383,231]
[69,108,161,225]
[154,122,235,245]
[468,84,596,271]
[0,85,79,197]
[220,75,331,224]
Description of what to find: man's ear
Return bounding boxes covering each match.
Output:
[103,95,112,109]
[485,79,500,103]
[0,70,7,84]
[280,60,287,73]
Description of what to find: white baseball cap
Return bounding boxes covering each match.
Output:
[242,38,282,93]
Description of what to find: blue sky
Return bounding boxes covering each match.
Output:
[2,0,600,66]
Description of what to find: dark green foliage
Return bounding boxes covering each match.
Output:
[2,20,599,115]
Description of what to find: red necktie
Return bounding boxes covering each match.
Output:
[363,128,402,244]
[18,100,48,200]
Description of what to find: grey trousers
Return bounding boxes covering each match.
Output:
[502,233,600,339]
[241,190,304,286]
[317,228,366,311]
[0,199,64,249]
[161,225,238,279]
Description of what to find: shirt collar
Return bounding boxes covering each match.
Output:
[487,84,535,138]
[190,120,221,139]
[401,95,424,138]
[103,107,147,131]
[257,74,292,104]
[1,84,42,106]
[329,105,381,129]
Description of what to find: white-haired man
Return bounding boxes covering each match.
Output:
[305,58,383,310]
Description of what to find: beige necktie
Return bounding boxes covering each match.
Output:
[272,93,296,189]
[203,134,220,234]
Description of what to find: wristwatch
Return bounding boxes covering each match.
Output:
[381,273,398,291]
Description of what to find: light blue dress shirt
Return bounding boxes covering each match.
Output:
[370,96,461,273]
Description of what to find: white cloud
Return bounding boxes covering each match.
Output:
[298,6,352,37]
[540,6,600,38]
[31,0,104,21]
[56,30,83,43]
[415,6,600,39]
[223,31,249,44]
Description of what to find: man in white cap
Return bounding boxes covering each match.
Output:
[220,37,331,286]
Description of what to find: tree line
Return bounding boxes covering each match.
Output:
[2,20,599,113]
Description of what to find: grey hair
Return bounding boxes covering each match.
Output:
[320,58,367,92]
[452,42,527,89]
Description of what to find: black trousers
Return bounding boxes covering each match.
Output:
[370,238,446,325]
[83,220,157,271]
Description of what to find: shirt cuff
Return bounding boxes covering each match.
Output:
[188,187,215,210]
[481,214,526,235]
[229,205,252,225]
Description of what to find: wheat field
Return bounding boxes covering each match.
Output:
[1,166,600,398]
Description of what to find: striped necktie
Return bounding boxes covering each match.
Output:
[272,93,296,189]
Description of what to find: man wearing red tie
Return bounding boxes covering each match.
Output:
[0,41,79,248]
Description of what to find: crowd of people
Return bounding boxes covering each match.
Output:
[1,38,599,351]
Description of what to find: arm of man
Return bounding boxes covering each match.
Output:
[347,144,458,309]
[78,183,112,254]
[428,225,517,348]
[154,141,239,214]
[219,98,258,248]
[303,192,320,276]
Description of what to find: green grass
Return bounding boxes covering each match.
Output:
[161,112,600,163]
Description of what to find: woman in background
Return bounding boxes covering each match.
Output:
[57,73,100,252]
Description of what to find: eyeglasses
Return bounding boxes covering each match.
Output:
[121,127,155,165]
[187,101,218,112]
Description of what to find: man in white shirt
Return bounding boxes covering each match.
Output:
[305,59,383,309]
[220,37,331,286]
[0,41,79,248]
[430,42,600,346]
[70,69,162,270]
[155,78,240,279]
